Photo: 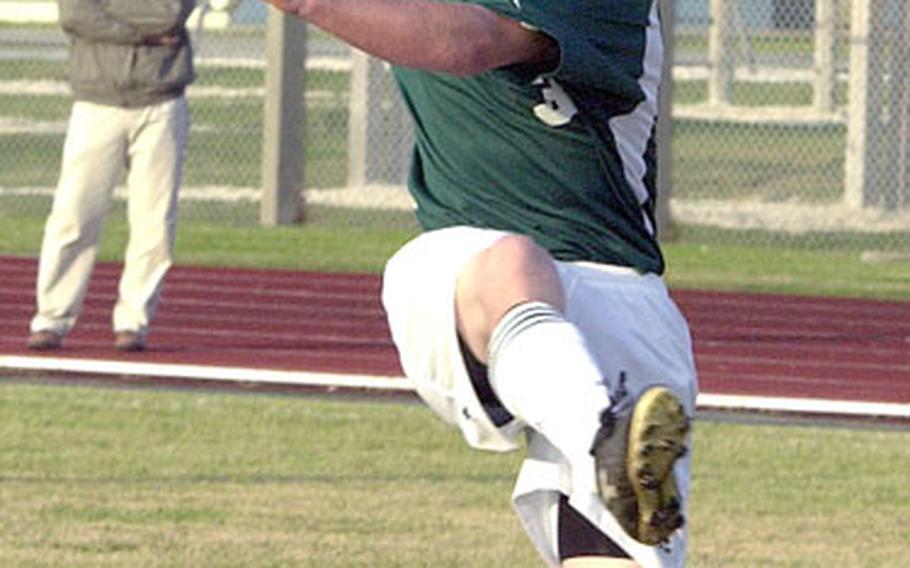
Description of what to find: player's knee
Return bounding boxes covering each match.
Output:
[456,233,564,349]
[459,234,555,307]
[477,233,553,282]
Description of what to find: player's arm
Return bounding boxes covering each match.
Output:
[261,0,557,76]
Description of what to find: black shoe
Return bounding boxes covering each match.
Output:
[27,330,63,350]
[115,331,146,352]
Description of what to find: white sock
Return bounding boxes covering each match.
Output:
[488,301,611,463]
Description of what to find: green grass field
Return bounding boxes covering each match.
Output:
[2,382,908,567]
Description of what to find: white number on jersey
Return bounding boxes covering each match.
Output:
[532,77,578,127]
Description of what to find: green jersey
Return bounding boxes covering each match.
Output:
[392,0,665,273]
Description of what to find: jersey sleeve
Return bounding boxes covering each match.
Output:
[472,0,656,105]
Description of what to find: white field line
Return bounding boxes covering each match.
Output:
[673,103,844,126]
[2,355,908,420]
[697,392,910,420]
[0,115,66,134]
[673,64,847,85]
[0,80,342,100]
[194,56,351,72]
[0,184,417,210]
[7,182,910,233]
[0,355,413,391]
[0,48,349,70]
[0,81,343,136]
[671,198,910,234]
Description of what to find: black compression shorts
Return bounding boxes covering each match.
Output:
[558,494,631,561]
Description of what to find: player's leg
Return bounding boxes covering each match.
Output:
[29,101,128,344]
[382,227,528,451]
[383,228,693,563]
[560,263,695,564]
[560,264,694,551]
[113,96,189,347]
[455,232,565,359]
[455,233,613,468]
[456,235,694,557]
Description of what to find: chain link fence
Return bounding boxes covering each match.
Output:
[673,0,910,253]
[1,0,908,259]
[0,0,417,237]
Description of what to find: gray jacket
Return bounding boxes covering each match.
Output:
[58,0,196,107]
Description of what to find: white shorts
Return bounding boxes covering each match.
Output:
[381,227,698,567]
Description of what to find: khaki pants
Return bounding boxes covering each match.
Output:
[30,97,189,337]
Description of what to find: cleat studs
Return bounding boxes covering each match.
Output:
[649,511,668,527]
[664,514,684,533]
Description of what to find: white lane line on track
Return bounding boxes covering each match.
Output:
[3,356,909,419]
[697,393,910,419]
[0,356,413,392]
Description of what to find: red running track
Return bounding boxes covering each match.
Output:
[2,255,909,407]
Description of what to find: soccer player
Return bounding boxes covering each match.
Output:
[262,0,697,566]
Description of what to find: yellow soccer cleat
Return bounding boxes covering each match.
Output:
[591,385,690,545]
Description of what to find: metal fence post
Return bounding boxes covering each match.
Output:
[657,0,675,240]
[708,0,734,106]
[346,51,413,189]
[844,0,888,209]
[260,7,307,225]
[813,0,837,114]
[890,0,910,209]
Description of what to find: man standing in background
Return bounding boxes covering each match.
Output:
[27,0,195,352]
